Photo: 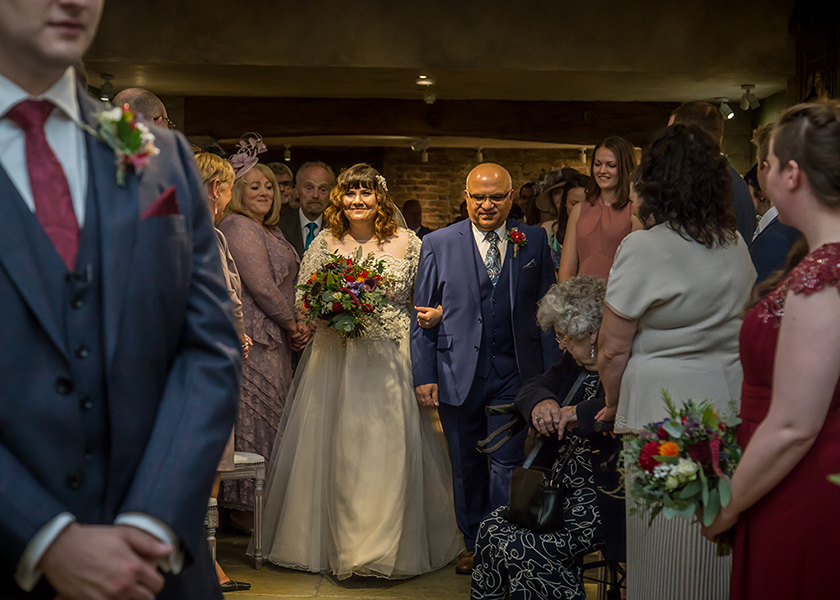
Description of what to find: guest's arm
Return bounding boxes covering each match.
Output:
[221,216,297,333]
[703,288,840,539]
[595,305,638,422]
[558,203,582,281]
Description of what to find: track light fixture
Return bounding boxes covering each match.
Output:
[740,85,760,110]
[411,137,430,152]
[284,146,291,162]
[717,98,735,120]
[476,148,484,163]
[421,149,429,163]
[99,73,114,102]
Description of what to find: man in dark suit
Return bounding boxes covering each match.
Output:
[0,2,240,598]
[748,123,801,283]
[411,163,560,574]
[402,199,433,239]
[278,161,334,258]
[669,101,757,243]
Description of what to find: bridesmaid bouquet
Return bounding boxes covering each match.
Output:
[621,392,741,555]
[297,248,391,339]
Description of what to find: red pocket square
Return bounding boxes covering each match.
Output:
[140,186,179,219]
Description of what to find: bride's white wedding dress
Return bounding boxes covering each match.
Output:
[255,230,463,579]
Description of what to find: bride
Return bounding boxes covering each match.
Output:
[256,164,462,579]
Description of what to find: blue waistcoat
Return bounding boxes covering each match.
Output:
[474,245,518,380]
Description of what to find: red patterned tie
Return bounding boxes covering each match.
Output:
[6,99,79,270]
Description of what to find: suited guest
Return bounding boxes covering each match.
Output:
[0,2,240,598]
[748,123,801,283]
[402,199,433,239]
[219,163,307,517]
[278,161,334,258]
[111,86,175,130]
[669,101,757,243]
[744,164,770,220]
[411,163,561,574]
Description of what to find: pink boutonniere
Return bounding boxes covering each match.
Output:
[507,228,527,258]
[84,104,160,186]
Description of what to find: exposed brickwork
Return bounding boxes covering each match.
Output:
[382,148,590,230]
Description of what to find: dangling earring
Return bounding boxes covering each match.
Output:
[590,344,596,359]
[213,194,219,216]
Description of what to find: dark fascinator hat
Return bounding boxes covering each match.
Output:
[534,167,588,212]
[229,132,267,179]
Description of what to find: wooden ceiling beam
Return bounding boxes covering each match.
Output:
[184,97,679,147]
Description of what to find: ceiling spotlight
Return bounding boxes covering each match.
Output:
[421,149,429,163]
[99,73,114,102]
[718,97,735,120]
[415,75,435,86]
[579,147,587,164]
[411,137,430,152]
[424,91,436,104]
[284,146,291,162]
[740,84,760,110]
[476,148,484,163]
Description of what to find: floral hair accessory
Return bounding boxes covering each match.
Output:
[229,132,267,180]
[375,174,388,193]
[507,228,527,257]
[84,104,159,186]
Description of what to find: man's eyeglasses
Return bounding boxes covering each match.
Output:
[276,180,293,189]
[153,115,177,130]
[468,190,512,204]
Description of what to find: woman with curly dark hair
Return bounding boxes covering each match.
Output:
[258,164,462,579]
[595,125,755,600]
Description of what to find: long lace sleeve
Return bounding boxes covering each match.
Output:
[219,214,296,329]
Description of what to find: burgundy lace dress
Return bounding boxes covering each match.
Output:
[218,214,300,508]
[732,243,840,599]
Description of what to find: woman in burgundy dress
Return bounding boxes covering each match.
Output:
[702,101,840,599]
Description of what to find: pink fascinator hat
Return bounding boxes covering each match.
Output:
[229,132,267,179]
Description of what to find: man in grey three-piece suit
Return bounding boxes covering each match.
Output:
[0,1,240,598]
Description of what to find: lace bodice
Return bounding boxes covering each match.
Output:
[756,243,840,327]
[296,229,422,343]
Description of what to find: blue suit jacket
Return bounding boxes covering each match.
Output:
[749,216,801,284]
[410,218,560,406]
[0,90,240,597]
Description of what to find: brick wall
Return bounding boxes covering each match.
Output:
[382,147,590,230]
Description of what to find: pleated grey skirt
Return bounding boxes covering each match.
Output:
[626,493,731,600]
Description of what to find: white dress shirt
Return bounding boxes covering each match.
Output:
[471,221,508,264]
[0,67,86,226]
[2,68,182,591]
[754,205,779,240]
[299,208,323,243]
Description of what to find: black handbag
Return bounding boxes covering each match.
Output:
[503,371,586,533]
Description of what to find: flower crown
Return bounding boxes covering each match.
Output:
[229,132,267,179]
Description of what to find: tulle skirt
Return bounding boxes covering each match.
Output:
[255,329,463,579]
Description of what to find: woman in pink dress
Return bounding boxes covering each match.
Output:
[702,101,840,599]
[558,136,642,280]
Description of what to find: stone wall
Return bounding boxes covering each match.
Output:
[382,148,589,230]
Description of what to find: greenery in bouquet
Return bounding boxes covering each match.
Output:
[621,391,741,554]
[297,247,391,339]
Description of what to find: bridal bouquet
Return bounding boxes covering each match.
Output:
[297,248,391,339]
[622,391,741,555]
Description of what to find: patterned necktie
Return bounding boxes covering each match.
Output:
[6,99,79,270]
[304,222,317,251]
[484,230,501,286]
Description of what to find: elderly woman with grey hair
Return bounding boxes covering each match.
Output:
[471,276,624,600]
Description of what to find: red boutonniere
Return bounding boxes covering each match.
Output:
[506,228,527,258]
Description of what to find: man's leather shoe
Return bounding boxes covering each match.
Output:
[455,551,474,575]
[220,580,251,592]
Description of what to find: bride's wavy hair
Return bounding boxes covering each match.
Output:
[325,164,398,242]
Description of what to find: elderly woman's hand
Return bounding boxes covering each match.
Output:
[531,400,575,438]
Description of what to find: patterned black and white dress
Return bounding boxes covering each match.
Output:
[471,374,602,600]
